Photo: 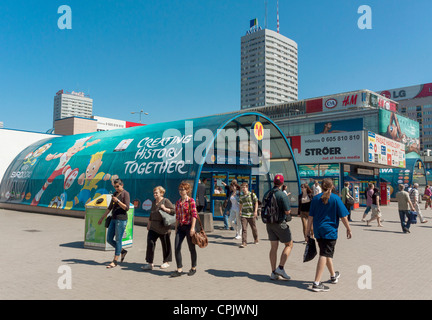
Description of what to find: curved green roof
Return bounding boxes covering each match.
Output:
[0,111,300,216]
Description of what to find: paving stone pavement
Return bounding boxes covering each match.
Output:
[1,202,432,301]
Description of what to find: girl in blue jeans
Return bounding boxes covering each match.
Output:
[98,179,130,268]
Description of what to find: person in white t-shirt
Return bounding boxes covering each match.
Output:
[312,181,322,197]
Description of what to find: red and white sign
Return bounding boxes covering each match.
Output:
[379,82,432,101]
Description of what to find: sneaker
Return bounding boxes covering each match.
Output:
[160,262,170,269]
[141,264,153,270]
[312,282,330,292]
[330,271,340,284]
[234,234,241,240]
[239,243,246,248]
[274,267,291,280]
[270,272,281,281]
[187,268,197,276]
[170,270,183,278]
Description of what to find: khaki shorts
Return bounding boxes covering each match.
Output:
[266,222,292,243]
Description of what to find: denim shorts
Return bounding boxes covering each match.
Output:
[266,222,292,243]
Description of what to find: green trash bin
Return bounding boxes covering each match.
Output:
[84,194,134,250]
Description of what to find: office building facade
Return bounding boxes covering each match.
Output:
[241,28,298,109]
[53,90,93,124]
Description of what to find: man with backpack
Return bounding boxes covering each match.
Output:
[262,174,293,281]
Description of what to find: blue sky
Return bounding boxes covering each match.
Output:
[1,0,431,132]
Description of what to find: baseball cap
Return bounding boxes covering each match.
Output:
[274,174,284,186]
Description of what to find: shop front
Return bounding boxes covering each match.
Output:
[0,111,300,220]
[291,130,406,207]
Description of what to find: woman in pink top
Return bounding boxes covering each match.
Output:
[424,185,432,210]
[361,183,374,221]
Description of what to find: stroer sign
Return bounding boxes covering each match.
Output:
[290,131,364,164]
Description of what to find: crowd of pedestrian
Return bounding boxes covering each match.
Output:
[96,175,429,292]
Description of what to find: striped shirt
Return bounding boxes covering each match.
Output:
[239,192,258,218]
[175,197,198,225]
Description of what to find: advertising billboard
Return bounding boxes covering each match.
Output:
[379,82,432,101]
[378,109,420,159]
[314,118,364,134]
[291,131,364,164]
[367,131,405,168]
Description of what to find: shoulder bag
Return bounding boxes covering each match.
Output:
[189,199,208,248]
[159,198,176,227]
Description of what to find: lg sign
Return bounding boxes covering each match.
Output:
[380,90,407,99]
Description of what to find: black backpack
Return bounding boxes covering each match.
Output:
[261,190,282,224]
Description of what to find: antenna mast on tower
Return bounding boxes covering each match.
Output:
[277,0,280,33]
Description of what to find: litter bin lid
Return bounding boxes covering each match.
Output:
[85,194,112,209]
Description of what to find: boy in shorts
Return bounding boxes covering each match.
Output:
[262,175,293,281]
[306,178,352,292]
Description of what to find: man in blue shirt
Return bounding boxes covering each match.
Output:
[305,178,352,292]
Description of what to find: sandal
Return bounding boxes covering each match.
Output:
[106,260,118,269]
[120,249,128,263]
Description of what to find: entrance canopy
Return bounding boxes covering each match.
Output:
[0,112,300,217]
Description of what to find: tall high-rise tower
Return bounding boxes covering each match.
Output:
[241,22,298,109]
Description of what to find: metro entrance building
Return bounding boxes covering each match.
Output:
[0,112,300,220]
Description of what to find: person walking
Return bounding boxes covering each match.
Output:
[98,178,130,269]
[262,174,293,281]
[409,183,428,223]
[196,178,207,212]
[312,180,322,196]
[424,185,432,210]
[238,182,259,248]
[366,187,383,227]
[221,180,237,230]
[361,183,374,221]
[228,183,242,240]
[298,183,313,241]
[341,182,354,221]
[170,182,198,277]
[141,186,175,271]
[306,178,352,292]
[396,184,416,233]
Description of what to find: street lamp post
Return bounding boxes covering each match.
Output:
[131,110,149,123]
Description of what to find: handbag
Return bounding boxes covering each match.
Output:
[105,214,112,228]
[191,213,208,248]
[159,199,176,227]
[303,237,317,262]
[189,199,208,248]
[346,195,355,206]
[408,211,418,224]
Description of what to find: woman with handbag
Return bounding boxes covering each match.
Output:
[170,182,198,277]
[142,186,175,271]
[341,182,354,222]
[98,178,130,269]
[366,188,383,227]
